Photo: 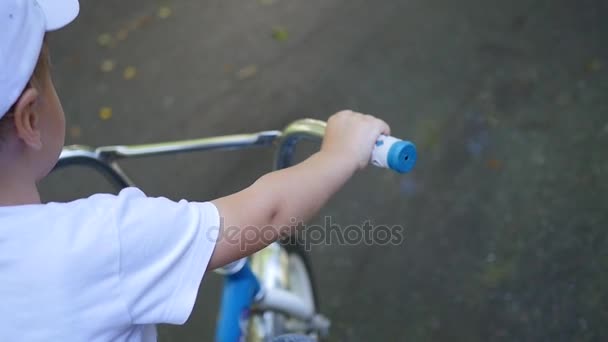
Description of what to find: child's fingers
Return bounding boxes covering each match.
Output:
[363,114,391,136]
[376,118,391,136]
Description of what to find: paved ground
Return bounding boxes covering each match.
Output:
[40,0,607,341]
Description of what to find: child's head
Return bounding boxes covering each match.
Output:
[0,0,79,180]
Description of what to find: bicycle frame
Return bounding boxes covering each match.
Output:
[54,119,329,341]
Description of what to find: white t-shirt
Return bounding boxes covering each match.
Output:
[0,188,220,341]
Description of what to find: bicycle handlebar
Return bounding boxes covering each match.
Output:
[56,119,416,190]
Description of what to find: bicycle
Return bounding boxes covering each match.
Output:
[55,118,417,342]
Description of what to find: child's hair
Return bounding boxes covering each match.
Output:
[0,37,50,142]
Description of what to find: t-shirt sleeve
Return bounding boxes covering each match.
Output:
[112,188,220,325]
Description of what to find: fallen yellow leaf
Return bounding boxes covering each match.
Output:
[271,27,289,42]
[123,66,137,80]
[158,6,172,19]
[99,107,113,120]
[100,59,116,73]
[97,33,113,47]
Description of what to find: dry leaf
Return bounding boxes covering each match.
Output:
[131,15,153,30]
[116,29,129,41]
[69,125,82,139]
[97,33,113,47]
[158,6,172,19]
[99,107,113,121]
[271,27,289,42]
[486,158,503,171]
[123,66,137,80]
[236,65,258,80]
[224,64,235,73]
[100,59,116,73]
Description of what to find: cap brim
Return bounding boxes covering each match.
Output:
[36,0,80,31]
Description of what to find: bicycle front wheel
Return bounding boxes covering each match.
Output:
[247,241,319,342]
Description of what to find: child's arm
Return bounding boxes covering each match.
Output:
[209,110,390,269]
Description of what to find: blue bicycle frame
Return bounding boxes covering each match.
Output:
[216,262,260,342]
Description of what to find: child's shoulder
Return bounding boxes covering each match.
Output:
[49,187,147,210]
[0,188,147,219]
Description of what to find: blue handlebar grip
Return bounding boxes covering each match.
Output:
[387,140,417,173]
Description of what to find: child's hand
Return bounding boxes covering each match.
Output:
[321,110,391,170]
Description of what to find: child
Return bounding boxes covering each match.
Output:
[0,0,390,341]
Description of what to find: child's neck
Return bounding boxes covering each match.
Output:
[0,173,41,206]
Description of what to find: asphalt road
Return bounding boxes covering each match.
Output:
[41,0,607,341]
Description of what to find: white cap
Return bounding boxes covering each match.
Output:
[0,0,79,118]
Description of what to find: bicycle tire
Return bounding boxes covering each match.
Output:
[247,238,321,341]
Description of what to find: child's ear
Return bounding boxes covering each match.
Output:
[13,87,43,150]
